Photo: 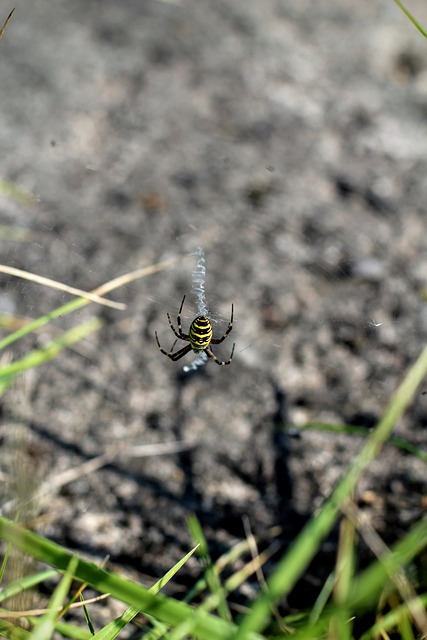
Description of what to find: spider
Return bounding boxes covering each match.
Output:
[155,295,235,366]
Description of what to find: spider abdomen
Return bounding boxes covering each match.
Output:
[189,315,213,352]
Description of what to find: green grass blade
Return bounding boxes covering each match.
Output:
[0,226,32,242]
[160,547,277,640]
[188,515,231,621]
[308,572,335,625]
[53,620,93,639]
[0,259,173,353]
[91,546,199,640]
[0,317,102,394]
[91,606,139,640]
[0,303,89,353]
[327,516,357,640]
[359,593,427,640]
[0,540,12,583]
[0,179,35,205]
[393,0,427,39]
[31,556,78,640]
[296,421,427,463]
[233,341,427,638]
[0,518,253,640]
[348,518,427,610]
[0,619,31,639]
[0,570,57,603]
[150,545,199,596]
[80,592,96,636]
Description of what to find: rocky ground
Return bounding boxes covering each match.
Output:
[1,0,427,630]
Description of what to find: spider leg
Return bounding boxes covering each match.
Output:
[205,342,235,366]
[155,331,170,358]
[156,332,192,361]
[210,303,234,345]
[167,313,186,340]
[176,294,188,338]
[168,343,193,361]
[167,295,189,340]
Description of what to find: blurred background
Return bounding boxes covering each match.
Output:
[1,0,427,616]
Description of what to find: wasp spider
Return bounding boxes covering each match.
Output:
[155,295,235,366]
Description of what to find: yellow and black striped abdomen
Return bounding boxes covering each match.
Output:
[189,315,213,352]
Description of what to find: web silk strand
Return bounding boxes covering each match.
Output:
[191,247,208,316]
[183,247,209,372]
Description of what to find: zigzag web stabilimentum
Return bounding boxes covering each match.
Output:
[182,247,209,373]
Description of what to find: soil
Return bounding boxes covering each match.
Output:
[1,0,427,632]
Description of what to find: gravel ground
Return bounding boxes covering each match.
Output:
[1,0,427,628]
